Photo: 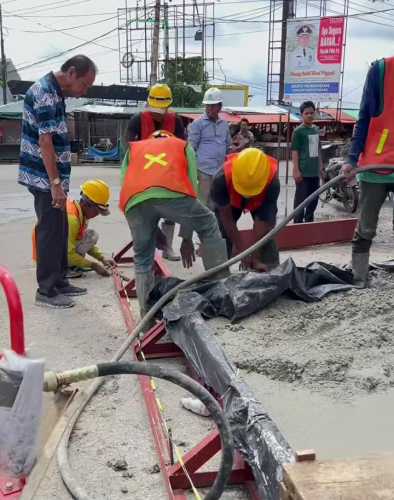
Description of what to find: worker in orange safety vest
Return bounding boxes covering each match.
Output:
[210,147,280,272]
[127,83,186,262]
[342,56,394,287]
[119,130,228,317]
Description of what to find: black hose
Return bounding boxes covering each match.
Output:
[97,362,233,500]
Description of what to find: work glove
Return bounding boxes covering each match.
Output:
[180,239,195,269]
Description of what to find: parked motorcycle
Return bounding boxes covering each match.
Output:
[320,156,359,213]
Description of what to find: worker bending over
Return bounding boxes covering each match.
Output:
[119,130,228,317]
[67,179,114,277]
[211,148,280,272]
[127,83,186,261]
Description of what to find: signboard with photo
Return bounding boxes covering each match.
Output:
[284,17,345,102]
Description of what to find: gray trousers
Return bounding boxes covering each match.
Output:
[76,229,99,257]
[126,197,222,273]
[353,181,394,253]
[198,171,215,210]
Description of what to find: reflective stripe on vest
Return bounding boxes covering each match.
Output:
[223,153,278,212]
[67,199,87,240]
[119,136,196,212]
[140,111,176,139]
[358,56,394,174]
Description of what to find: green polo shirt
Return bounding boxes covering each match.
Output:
[120,143,199,215]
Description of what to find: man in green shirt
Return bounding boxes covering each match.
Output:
[119,130,228,318]
[291,101,323,223]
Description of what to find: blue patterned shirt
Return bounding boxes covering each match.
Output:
[18,72,71,192]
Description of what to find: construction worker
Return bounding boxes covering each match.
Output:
[67,179,114,277]
[188,87,231,209]
[211,148,280,272]
[342,56,394,287]
[127,83,186,261]
[119,130,228,317]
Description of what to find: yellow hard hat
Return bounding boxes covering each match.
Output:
[232,148,270,197]
[80,179,111,214]
[147,83,173,109]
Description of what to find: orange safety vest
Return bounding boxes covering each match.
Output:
[358,56,394,174]
[32,199,86,261]
[119,136,197,213]
[223,153,278,213]
[140,111,176,139]
[66,199,87,240]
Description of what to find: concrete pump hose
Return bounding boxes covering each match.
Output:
[57,166,393,499]
[57,361,233,500]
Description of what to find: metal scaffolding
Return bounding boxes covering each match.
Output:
[117,1,215,86]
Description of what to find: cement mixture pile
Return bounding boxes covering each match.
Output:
[213,268,394,398]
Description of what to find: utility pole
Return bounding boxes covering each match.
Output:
[150,0,161,85]
[278,0,294,103]
[0,3,7,104]
[163,2,169,65]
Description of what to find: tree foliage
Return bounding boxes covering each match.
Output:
[162,56,208,107]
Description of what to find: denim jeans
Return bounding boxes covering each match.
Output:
[125,196,222,273]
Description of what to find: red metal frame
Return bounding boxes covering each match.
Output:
[112,245,261,499]
[114,221,357,498]
[0,267,26,499]
[275,218,357,250]
[0,266,25,356]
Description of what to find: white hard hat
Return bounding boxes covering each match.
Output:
[202,87,223,105]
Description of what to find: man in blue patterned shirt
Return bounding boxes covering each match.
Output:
[19,55,96,308]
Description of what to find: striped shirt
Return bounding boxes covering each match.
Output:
[18,72,71,192]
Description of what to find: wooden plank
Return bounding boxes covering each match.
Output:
[283,454,394,500]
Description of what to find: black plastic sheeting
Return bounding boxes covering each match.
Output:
[149,258,355,500]
[150,257,354,323]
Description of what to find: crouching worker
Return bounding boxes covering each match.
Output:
[68,179,114,277]
[119,130,228,317]
[211,147,280,272]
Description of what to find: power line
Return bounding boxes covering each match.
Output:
[4,11,114,18]
[16,15,117,34]
[15,26,119,72]
[8,0,94,16]
[8,10,118,52]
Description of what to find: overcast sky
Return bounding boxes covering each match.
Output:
[3,0,394,107]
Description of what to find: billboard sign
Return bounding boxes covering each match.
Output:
[284,17,345,102]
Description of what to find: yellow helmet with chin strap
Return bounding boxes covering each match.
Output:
[80,179,111,215]
[147,83,173,109]
[232,148,270,198]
